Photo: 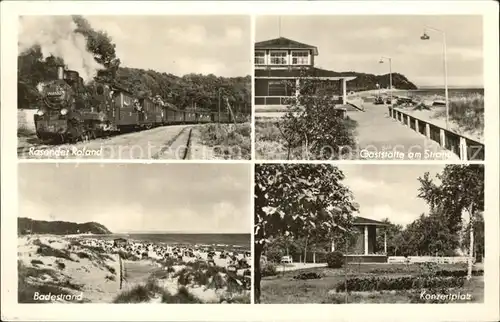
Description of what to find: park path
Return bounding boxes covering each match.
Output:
[348,103,459,161]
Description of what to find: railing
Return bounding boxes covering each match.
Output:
[388,256,470,264]
[389,106,485,160]
[254,96,296,106]
[255,96,344,106]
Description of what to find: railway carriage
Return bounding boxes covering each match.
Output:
[162,103,178,125]
[32,65,247,143]
[183,109,197,124]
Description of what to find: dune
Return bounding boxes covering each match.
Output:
[18,234,251,304]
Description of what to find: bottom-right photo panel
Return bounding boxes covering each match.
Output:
[254,164,484,304]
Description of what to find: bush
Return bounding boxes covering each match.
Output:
[106,275,116,281]
[113,280,162,303]
[260,262,277,277]
[161,286,201,304]
[264,247,283,264]
[220,294,251,304]
[434,269,483,277]
[326,251,344,268]
[37,245,74,261]
[77,252,91,259]
[335,276,466,292]
[31,259,44,266]
[56,262,66,270]
[293,272,322,280]
[208,273,227,290]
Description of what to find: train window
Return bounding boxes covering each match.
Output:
[96,85,104,95]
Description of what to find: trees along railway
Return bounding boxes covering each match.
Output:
[33,66,244,144]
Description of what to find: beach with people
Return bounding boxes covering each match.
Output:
[18,233,251,303]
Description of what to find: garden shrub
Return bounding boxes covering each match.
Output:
[434,269,483,277]
[261,262,277,277]
[335,276,466,292]
[326,251,344,269]
[293,272,322,280]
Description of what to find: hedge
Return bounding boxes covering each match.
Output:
[434,269,483,277]
[335,276,466,292]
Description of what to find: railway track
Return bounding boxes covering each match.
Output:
[18,124,194,160]
[151,127,193,160]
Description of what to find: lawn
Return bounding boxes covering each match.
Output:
[260,263,484,304]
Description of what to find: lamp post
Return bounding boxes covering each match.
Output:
[421,26,449,130]
[379,56,392,106]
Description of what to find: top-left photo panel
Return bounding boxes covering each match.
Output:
[17,15,251,160]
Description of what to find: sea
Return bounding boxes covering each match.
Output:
[397,87,484,98]
[83,233,251,250]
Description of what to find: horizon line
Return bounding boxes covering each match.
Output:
[116,231,250,234]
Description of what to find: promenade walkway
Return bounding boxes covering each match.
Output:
[348,103,459,161]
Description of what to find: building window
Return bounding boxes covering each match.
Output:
[269,51,288,65]
[268,80,293,96]
[292,51,309,65]
[255,51,266,65]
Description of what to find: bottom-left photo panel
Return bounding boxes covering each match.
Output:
[17,163,252,304]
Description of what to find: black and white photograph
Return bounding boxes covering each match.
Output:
[17,15,251,160]
[254,164,484,304]
[254,15,485,161]
[17,163,252,303]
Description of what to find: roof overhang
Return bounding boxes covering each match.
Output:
[255,47,319,56]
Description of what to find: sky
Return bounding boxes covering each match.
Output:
[256,15,483,88]
[18,164,251,234]
[85,15,251,77]
[339,164,446,226]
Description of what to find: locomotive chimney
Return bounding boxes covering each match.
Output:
[57,65,64,80]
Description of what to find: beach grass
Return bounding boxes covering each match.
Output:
[198,122,251,159]
[399,91,484,137]
[113,279,165,303]
[439,94,484,134]
[18,260,84,303]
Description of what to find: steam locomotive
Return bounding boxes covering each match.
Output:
[34,66,240,142]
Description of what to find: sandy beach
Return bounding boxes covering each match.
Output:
[18,234,251,303]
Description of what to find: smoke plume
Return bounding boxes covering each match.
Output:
[18,16,103,83]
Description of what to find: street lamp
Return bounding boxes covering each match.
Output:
[379,56,392,105]
[420,26,449,129]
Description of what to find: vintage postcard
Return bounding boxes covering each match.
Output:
[254,15,485,161]
[17,15,251,160]
[17,163,251,303]
[254,164,484,304]
[1,1,499,322]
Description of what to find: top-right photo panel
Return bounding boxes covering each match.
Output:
[254,15,484,161]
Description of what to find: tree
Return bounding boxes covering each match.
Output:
[254,164,358,303]
[403,212,458,256]
[375,218,404,256]
[461,212,485,262]
[72,15,121,79]
[277,75,358,160]
[417,164,484,279]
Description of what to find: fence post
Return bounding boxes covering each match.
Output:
[119,255,123,290]
[425,123,430,139]
[439,129,446,147]
[407,115,411,127]
[414,119,419,132]
[459,137,467,161]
